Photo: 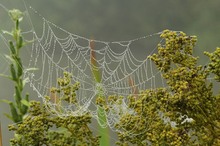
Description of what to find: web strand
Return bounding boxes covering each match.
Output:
[1,4,167,136]
[23,15,166,134]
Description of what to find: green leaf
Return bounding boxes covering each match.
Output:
[21,99,30,107]
[22,77,29,87]
[5,55,16,64]
[15,86,22,103]
[9,41,16,55]
[2,30,13,36]
[25,93,29,101]
[20,95,29,115]
[0,74,12,80]
[16,58,23,77]
[10,64,17,81]
[0,99,12,104]
[3,113,13,121]
[9,102,21,123]
[17,36,23,49]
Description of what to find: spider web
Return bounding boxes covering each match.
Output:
[24,13,166,131]
[0,3,217,140]
[0,5,167,135]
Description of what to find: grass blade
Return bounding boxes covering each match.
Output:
[90,39,110,146]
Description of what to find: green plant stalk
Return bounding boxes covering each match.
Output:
[97,107,109,146]
[2,9,29,123]
[90,40,110,146]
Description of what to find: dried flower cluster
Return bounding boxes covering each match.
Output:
[115,30,220,145]
[9,73,100,146]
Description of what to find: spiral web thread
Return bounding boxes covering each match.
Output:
[0,5,168,136]
[0,2,217,138]
[24,15,167,133]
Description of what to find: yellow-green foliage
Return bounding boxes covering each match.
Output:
[205,47,220,82]
[46,72,80,106]
[115,30,220,145]
[5,17,220,145]
[9,73,100,146]
[115,89,192,146]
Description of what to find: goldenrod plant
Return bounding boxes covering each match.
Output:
[9,72,100,146]
[1,8,220,146]
[114,30,220,145]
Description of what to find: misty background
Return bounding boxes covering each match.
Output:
[0,0,220,145]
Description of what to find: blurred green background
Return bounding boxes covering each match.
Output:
[0,0,220,145]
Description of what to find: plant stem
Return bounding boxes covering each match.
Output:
[90,39,110,146]
[98,107,109,146]
[2,9,29,123]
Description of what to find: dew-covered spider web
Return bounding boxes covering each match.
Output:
[23,10,167,132]
[0,5,168,136]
